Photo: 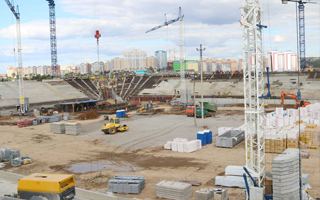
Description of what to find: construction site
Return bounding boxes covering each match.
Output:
[0,0,320,200]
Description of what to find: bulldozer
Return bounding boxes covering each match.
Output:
[101,117,128,134]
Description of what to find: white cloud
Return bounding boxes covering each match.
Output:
[273,35,286,43]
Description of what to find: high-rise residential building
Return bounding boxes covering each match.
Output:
[202,59,241,72]
[268,51,298,72]
[123,49,147,70]
[79,63,92,74]
[155,50,167,71]
[109,49,157,71]
[91,62,103,74]
[6,67,17,78]
[146,56,157,69]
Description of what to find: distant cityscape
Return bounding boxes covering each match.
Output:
[2,49,301,78]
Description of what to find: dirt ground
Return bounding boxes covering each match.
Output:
[0,113,319,199]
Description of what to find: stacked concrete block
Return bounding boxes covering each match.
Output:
[48,115,62,123]
[218,127,233,136]
[64,123,81,135]
[156,181,192,200]
[0,148,20,162]
[195,188,214,200]
[50,122,65,134]
[216,130,244,148]
[272,148,300,200]
[108,176,145,194]
[164,138,202,153]
[213,188,228,200]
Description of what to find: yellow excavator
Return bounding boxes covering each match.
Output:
[5,173,76,200]
[101,117,128,134]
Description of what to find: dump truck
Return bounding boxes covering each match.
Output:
[101,117,128,134]
[4,173,75,200]
[186,102,216,118]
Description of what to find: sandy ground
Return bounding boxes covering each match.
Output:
[0,113,319,199]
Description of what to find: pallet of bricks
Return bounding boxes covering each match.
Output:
[300,124,319,149]
[265,129,286,154]
[265,138,286,154]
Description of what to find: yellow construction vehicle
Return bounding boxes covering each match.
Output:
[5,173,76,200]
[101,117,128,134]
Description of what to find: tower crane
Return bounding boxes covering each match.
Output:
[146,7,188,104]
[46,0,58,77]
[240,0,265,199]
[4,0,27,114]
[281,0,317,70]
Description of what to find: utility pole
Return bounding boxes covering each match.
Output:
[94,30,102,74]
[196,44,206,119]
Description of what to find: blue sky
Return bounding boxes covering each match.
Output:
[0,0,319,73]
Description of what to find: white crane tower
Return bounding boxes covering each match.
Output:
[240,0,265,191]
[146,7,187,104]
[5,0,27,114]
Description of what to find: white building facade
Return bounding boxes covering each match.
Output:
[268,51,298,72]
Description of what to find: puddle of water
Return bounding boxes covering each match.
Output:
[67,160,141,174]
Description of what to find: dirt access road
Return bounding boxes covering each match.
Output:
[0,113,319,199]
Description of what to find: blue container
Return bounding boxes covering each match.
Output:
[197,131,207,146]
[264,195,273,200]
[204,130,213,144]
[116,110,126,118]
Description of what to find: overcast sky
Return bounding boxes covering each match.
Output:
[0,0,319,72]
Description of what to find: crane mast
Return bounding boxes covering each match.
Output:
[5,0,26,114]
[241,0,265,189]
[146,7,187,104]
[46,0,58,77]
[178,7,187,105]
[281,0,316,70]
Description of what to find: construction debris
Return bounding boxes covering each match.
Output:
[0,148,31,167]
[156,180,192,200]
[77,110,99,120]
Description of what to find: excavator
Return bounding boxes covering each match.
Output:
[280,91,311,109]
